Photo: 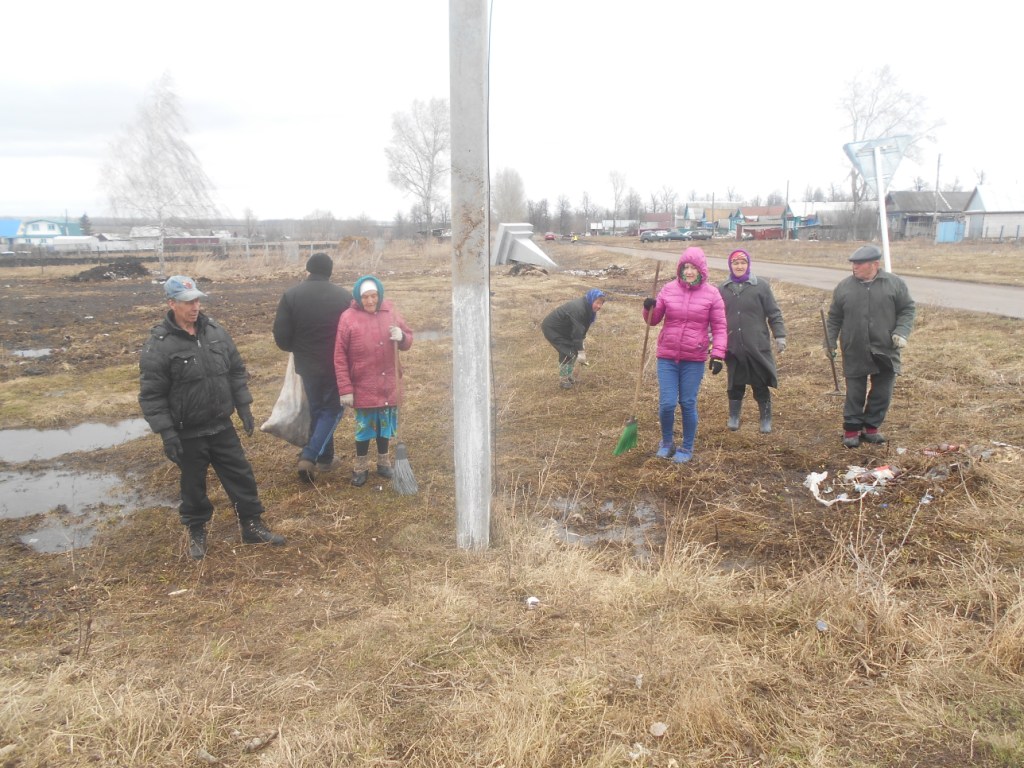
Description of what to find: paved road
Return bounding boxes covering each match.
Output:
[605,246,1024,319]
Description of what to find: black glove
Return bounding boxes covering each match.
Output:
[643,298,656,310]
[238,405,255,437]
[709,357,724,375]
[161,430,183,465]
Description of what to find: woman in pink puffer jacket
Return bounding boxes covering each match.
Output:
[641,247,727,463]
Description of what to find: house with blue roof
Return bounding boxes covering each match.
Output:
[0,218,21,251]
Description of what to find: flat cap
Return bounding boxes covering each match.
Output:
[849,245,882,263]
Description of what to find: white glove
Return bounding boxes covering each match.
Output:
[891,334,908,349]
[339,393,354,408]
[389,326,403,342]
[775,337,787,354]
[576,350,587,364]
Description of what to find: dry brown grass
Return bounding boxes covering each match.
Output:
[615,235,1024,285]
[1,239,1023,766]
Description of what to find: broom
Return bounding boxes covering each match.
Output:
[390,340,418,495]
[613,261,661,455]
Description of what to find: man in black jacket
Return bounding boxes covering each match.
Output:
[826,245,916,448]
[139,275,285,560]
[272,252,354,482]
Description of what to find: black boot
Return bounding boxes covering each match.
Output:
[188,524,208,560]
[727,400,743,431]
[757,399,772,434]
[240,517,286,546]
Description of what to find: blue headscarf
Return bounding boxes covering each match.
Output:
[585,289,606,323]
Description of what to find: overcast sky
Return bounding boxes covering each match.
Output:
[2,0,1019,222]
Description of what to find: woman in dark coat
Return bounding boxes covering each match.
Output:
[718,249,787,433]
[541,289,606,389]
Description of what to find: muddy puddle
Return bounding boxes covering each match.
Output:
[1,468,173,553]
[0,418,171,553]
[0,418,151,463]
[8,347,54,359]
[548,497,664,560]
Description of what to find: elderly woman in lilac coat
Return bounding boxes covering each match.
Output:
[641,247,727,463]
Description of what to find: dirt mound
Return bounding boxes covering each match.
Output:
[69,259,151,282]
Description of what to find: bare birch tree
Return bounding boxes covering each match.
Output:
[385,98,450,233]
[609,171,626,229]
[556,195,572,234]
[104,73,218,271]
[840,66,943,204]
[492,167,526,224]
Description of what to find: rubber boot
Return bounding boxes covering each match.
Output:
[351,454,370,487]
[727,399,743,431]
[757,398,772,434]
[558,361,574,389]
[376,451,393,479]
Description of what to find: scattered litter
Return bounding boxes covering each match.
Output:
[634,674,643,689]
[923,442,965,456]
[844,464,899,494]
[920,491,934,504]
[525,596,540,609]
[649,722,668,738]
[804,465,901,507]
[564,264,628,277]
[803,471,850,507]
[628,743,651,761]
[195,746,220,764]
[816,620,829,633]
[242,731,279,754]
[168,589,189,597]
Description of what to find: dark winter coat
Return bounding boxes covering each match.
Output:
[334,277,413,409]
[541,295,595,359]
[826,270,915,377]
[139,312,252,439]
[718,275,786,389]
[272,274,353,378]
[643,248,727,361]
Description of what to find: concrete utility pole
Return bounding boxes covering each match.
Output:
[449,0,491,550]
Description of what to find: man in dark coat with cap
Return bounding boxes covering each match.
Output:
[140,275,286,560]
[826,244,916,448]
[273,252,354,481]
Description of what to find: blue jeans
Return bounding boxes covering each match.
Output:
[300,372,342,464]
[657,358,705,453]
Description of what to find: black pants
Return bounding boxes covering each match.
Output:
[726,357,771,403]
[727,383,771,402]
[843,367,896,433]
[177,427,264,528]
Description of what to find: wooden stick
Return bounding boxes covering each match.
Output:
[630,260,662,414]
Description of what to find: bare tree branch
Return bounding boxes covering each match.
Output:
[384,98,450,231]
[103,73,218,268]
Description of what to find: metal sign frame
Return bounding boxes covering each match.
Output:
[843,135,912,273]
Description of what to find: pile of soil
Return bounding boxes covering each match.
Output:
[69,259,151,282]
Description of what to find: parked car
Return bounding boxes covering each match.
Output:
[544,232,556,241]
[665,229,692,241]
[640,230,668,242]
[687,229,712,241]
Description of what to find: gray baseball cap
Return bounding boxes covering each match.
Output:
[164,275,207,301]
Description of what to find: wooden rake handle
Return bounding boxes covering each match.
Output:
[630,260,661,414]
[393,339,403,442]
